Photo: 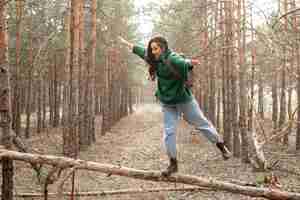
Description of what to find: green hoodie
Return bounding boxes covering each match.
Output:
[133,45,193,105]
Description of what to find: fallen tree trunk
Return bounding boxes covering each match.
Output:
[2,186,211,198]
[0,150,300,200]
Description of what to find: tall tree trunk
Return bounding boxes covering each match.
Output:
[230,0,240,157]
[62,8,71,127]
[216,87,221,131]
[296,4,300,151]
[288,0,296,145]
[248,5,267,171]
[25,30,33,138]
[257,75,264,119]
[53,54,59,127]
[286,86,293,144]
[272,72,278,130]
[278,0,287,144]
[239,0,249,163]
[90,0,97,142]
[12,0,24,136]
[101,48,112,135]
[0,1,14,199]
[278,64,286,140]
[203,0,209,117]
[81,51,90,149]
[223,0,233,150]
[42,77,47,129]
[220,0,226,136]
[209,0,217,126]
[216,1,222,132]
[78,0,86,149]
[37,77,42,134]
[63,0,80,158]
[297,39,300,150]
[248,7,255,133]
[49,62,54,126]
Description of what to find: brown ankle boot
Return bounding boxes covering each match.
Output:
[216,142,232,160]
[162,158,178,176]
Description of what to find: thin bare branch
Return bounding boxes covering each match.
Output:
[4,186,212,198]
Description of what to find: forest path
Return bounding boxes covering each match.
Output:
[13,103,300,200]
[70,103,250,200]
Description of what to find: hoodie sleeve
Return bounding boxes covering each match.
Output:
[184,59,194,71]
[132,45,146,60]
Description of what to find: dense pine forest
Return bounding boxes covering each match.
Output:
[0,0,300,199]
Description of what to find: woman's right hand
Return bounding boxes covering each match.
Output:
[118,36,134,50]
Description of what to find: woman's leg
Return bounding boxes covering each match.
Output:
[162,104,180,159]
[180,98,221,144]
[161,104,180,176]
[179,98,231,160]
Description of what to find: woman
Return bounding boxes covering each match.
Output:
[119,36,231,176]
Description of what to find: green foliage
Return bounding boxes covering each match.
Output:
[6,0,142,84]
[255,173,266,186]
[153,0,203,56]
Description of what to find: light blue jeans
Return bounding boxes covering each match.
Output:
[162,98,222,159]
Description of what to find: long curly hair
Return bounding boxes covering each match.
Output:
[145,36,169,81]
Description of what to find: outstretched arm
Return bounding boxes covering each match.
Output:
[190,59,200,66]
[118,36,134,50]
[185,58,200,66]
[118,36,146,60]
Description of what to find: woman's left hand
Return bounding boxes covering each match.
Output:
[191,59,200,66]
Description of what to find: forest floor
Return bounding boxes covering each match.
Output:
[8,103,300,200]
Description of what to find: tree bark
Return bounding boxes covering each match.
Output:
[0,1,13,199]
[272,72,278,130]
[209,0,217,126]
[248,7,255,133]
[297,11,300,151]
[101,54,109,135]
[42,75,47,129]
[63,0,80,158]
[12,0,23,137]
[89,0,97,142]
[239,0,249,163]
[223,0,233,151]
[286,85,292,144]
[53,54,60,127]
[49,61,54,127]
[278,0,288,143]
[231,0,240,157]
[78,0,86,150]
[25,30,33,138]
[258,75,264,119]
[37,76,42,133]
[62,8,71,128]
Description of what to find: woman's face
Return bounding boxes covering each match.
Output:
[151,42,163,60]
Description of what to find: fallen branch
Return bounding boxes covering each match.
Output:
[57,166,78,198]
[1,150,300,200]
[2,186,211,198]
[248,107,298,171]
[272,7,300,28]
[44,166,63,200]
[260,106,298,147]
